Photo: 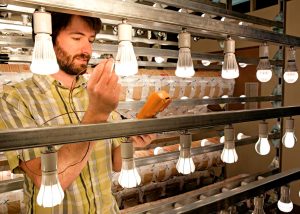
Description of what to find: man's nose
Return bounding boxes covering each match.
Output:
[81,39,92,55]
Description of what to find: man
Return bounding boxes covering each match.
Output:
[0,13,153,213]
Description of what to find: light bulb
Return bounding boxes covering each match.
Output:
[284,47,298,84]
[30,8,59,75]
[220,95,229,109]
[282,118,297,148]
[239,63,248,68]
[252,196,265,214]
[240,94,246,104]
[37,147,64,207]
[175,31,195,78]
[237,132,250,140]
[221,125,238,164]
[221,37,239,79]
[176,133,195,174]
[255,122,270,155]
[203,96,210,99]
[154,56,165,63]
[277,186,293,213]
[256,43,272,82]
[118,142,141,188]
[201,60,211,66]
[115,19,138,77]
[153,147,165,155]
[220,136,225,143]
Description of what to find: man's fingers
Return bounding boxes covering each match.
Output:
[88,59,108,86]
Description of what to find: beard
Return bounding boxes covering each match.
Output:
[55,42,91,75]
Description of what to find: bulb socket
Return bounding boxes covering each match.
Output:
[122,158,134,170]
[178,32,191,49]
[41,150,57,173]
[224,126,234,141]
[33,10,52,35]
[286,118,294,131]
[118,20,132,42]
[259,43,269,58]
[180,148,191,158]
[121,141,134,159]
[254,196,264,208]
[259,122,268,138]
[280,186,292,203]
[224,37,235,54]
[180,133,192,149]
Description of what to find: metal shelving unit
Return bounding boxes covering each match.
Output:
[0,0,300,213]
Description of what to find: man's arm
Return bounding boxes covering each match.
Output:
[20,58,121,190]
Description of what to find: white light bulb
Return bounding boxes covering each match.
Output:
[176,31,195,78]
[153,147,165,155]
[176,133,195,174]
[37,148,64,207]
[277,186,293,213]
[282,132,296,148]
[239,63,247,68]
[201,60,211,66]
[284,47,298,84]
[237,132,250,140]
[220,95,228,109]
[221,37,239,79]
[255,137,270,155]
[202,96,210,99]
[284,71,298,83]
[31,9,59,75]
[154,56,165,63]
[256,43,272,82]
[221,17,226,21]
[282,118,297,148]
[220,136,225,143]
[118,163,141,188]
[118,142,141,188]
[115,20,138,77]
[255,122,270,155]
[221,125,238,164]
[239,94,246,104]
[256,68,272,82]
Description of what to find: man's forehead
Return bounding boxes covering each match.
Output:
[64,15,96,35]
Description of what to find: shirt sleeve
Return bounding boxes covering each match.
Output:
[0,88,42,173]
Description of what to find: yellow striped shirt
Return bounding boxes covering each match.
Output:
[0,74,121,214]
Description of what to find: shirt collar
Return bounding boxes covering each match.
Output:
[32,74,88,94]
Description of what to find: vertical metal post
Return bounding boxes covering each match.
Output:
[250,0,257,12]
[278,0,287,172]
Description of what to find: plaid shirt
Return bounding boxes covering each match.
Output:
[0,74,121,214]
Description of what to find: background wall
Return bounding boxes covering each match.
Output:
[192,0,300,204]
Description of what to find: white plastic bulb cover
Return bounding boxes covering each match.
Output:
[239,63,247,68]
[118,158,141,188]
[115,41,138,76]
[153,147,165,155]
[154,56,165,64]
[176,47,195,78]
[176,157,195,174]
[221,148,238,163]
[222,53,239,79]
[220,136,225,143]
[277,200,293,213]
[239,95,246,104]
[37,172,64,207]
[37,150,64,208]
[255,137,270,155]
[201,60,211,66]
[118,168,141,188]
[256,69,272,83]
[30,33,59,75]
[282,131,297,148]
[284,71,298,84]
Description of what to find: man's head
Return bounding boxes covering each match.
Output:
[33,12,101,75]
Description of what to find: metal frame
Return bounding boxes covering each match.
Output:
[146,0,283,28]
[7,0,300,46]
[0,106,299,152]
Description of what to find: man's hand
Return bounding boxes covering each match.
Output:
[84,59,121,123]
[130,134,157,148]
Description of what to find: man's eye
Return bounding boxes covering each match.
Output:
[72,37,81,41]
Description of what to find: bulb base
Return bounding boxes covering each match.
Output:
[33,11,52,35]
[178,32,191,49]
[118,22,132,42]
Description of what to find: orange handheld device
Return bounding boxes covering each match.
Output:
[136,90,171,119]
